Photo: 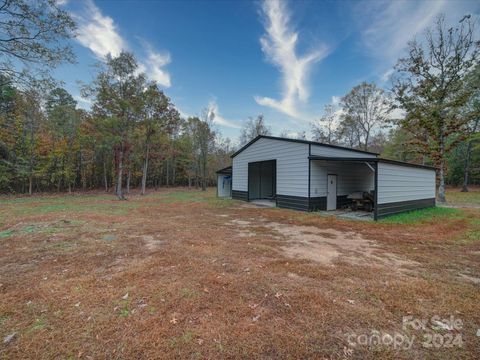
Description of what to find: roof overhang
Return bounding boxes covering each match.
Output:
[216,166,232,174]
[308,156,436,170]
[231,135,379,158]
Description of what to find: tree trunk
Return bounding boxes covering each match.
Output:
[116,146,125,200]
[172,158,176,186]
[141,146,149,195]
[103,157,108,192]
[81,148,87,190]
[201,156,207,191]
[437,131,446,203]
[91,148,96,189]
[461,141,472,192]
[166,159,170,187]
[126,169,131,194]
[438,119,447,204]
[462,117,479,192]
[196,161,200,189]
[28,157,34,195]
[438,160,446,203]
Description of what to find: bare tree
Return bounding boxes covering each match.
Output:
[336,115,362,149]
[239,114,271,145]
[22,88,44,195]
[393,15,480,202]
[187,111,215,191]
[139,84,179,195]
[311,104,338,144]
[340,82,391,151]
[277,130,306,140]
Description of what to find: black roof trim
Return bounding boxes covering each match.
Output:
[308,156,436,170]
[378,158,436,170]
[216,166,232,174]
[308,156,377,162]
[231,135,379,158]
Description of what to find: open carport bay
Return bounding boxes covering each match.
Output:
[248,160,276,200]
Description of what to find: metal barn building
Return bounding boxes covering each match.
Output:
[217,135,436,220]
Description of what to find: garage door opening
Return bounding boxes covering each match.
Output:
[248,160,276,202]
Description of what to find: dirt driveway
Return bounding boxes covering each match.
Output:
[0,189,479,359]
[228,216,419,271]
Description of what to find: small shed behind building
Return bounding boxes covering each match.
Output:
[216,166,232,198]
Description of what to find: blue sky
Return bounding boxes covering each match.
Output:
[55,0,480,143]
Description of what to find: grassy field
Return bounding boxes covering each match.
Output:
[446,186,480,206]
[0,188,479,359]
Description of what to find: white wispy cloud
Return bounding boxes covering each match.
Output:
[73,94,92,105]
[74,0,125,58]
[355,0,479,79]
[73,94,93,110]
[255,0,329,120]
[207,100,241,129]
[359,0,446,62]
[380,69,395,84]
[331,96,341,106]
[137,40,171,88]
[177,107,191,120]
[73,0,171,87]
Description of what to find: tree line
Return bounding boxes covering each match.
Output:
[0,1,234,197]
[0,1,478,202]
[0,57,233,197]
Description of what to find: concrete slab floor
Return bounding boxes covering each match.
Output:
[315,209,374,221]
[248,200,373,221]
[250,199,277,208]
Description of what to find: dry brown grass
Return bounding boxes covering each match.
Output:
[0,188,479,359]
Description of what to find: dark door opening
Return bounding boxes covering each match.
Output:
[248,160,276,200]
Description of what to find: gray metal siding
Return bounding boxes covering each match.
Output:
[232,137,309,197]
[310,144,378,158]
[377,162,436,204]
[310,161,374,197]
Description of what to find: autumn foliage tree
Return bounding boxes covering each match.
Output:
[89,52,146,200]
[138,84,180,195]
[393,15,480,202]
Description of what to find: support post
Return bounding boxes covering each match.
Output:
[374,161,378,221]
[308,144,311,211]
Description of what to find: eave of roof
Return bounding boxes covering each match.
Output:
[231,135,379,158]
[308,155,436,170]
[216,165,232,174]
